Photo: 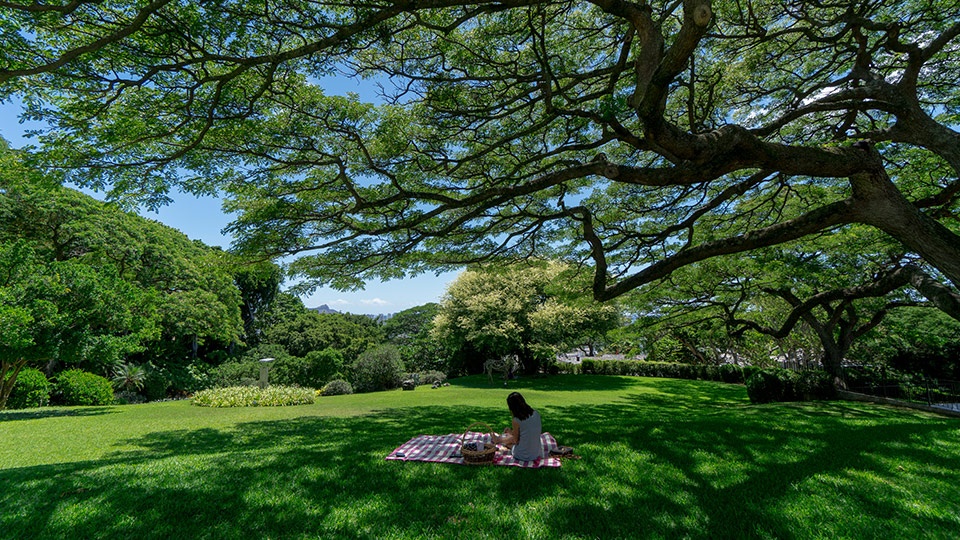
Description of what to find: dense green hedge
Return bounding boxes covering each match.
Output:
[745,368,837,404]
[576,358,750,384]
[559,359,834,403]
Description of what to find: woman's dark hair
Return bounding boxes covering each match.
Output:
[507,392,535,421]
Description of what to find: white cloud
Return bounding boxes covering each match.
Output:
[360,298,390,306]
[329,299,351,306]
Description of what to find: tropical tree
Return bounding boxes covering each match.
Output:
[381,303,449,372]
[1,142,243,400]
[0,240,158,408]
[624,220,950,380]
[2,1,960,324]
[432,262,621,374]
[260,293,383,362]
[234,261,283,346]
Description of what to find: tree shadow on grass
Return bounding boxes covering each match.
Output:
[2,386,959,539]
[543,394,960,539]
[0,406,117,422]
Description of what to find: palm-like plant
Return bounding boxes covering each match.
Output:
[111,363,147,392]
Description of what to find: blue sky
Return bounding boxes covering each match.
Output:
[0,77,458,315]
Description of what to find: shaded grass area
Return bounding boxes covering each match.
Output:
[2,375,959,539]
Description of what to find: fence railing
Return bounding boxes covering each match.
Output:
[844,371,960,407]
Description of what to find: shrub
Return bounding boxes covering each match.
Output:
[795,370,837,400]
[173,362,213,395]
[581,358,598,374]
[350,345,404,393]
[273,348,345,388]
[575,358,774,387]
[115,390,148,405]
[7,367,51,409]
[55,369,115,406]
[192,385,315,407]
[416,370,446,386]
[320,379,353,396]
[211,360,259,387]
[555,362,582,375]
[718,364,745,384]
[745,368,798,404]
[112,363,147,392]
[843,364,918,398]
[142,365,172,401]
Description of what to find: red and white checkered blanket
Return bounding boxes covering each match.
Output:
[385,431,563,468]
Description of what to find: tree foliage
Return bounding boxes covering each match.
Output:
[260,294,382,362]
[2,0,959,322]
[615,217,960,379]
[380,302,449,372]
[234,261,283,346]
[0,143,244,406]
[432,262,621,374]
[0,155,244,365]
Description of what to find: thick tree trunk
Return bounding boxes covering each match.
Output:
[800,309,851,385]
[819,342,846,383]
[850,168,960,292]
[0,358,27,410]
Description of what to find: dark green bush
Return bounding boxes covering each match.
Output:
[166,361,212,396]
[555,362,582,375]
[142,365,172,401]
[795,370,837,400]
[843,364,915,397]
[581,358,598,374]
[321,379,353,396]
[718,364,745,384]
[350,345,404,393]
[745,369,784,404]
[55,369,115,406]
[7,367,51,409]
[273,348,344,389]
[745,368,799,404]
[211,360,259,388]
[115,390,148,404]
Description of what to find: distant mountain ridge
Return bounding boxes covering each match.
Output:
[310,304,341,315]
[308,304,392,321]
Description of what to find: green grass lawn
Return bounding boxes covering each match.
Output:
[2,375,959,539]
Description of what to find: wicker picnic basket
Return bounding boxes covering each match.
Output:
[461,421,498,465]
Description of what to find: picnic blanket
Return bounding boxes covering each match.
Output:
[386,431,563,468]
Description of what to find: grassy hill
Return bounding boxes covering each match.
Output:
[2,375,958,539]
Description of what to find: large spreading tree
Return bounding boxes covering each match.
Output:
[2,1,959,321]
[433,261,621,374]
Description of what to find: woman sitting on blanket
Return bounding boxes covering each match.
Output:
[495,392,542,461]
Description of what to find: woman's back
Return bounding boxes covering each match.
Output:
[511,410,542,461]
